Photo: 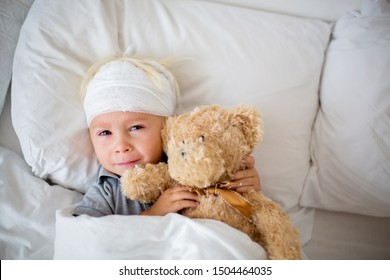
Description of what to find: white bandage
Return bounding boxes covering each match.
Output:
[84,59,178,126]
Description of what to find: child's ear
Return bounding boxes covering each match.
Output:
[231,105,264,150]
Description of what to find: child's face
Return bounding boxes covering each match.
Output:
[89,111,165,176]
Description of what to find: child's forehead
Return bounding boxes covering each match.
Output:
[90,111,164,127]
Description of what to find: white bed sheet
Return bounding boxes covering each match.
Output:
[0,146,82,259]
[54,210,267,260]
[0,88,22,157]
[303,210,390,260]
[0,0,34,112]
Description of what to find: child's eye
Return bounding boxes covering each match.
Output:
[129,125,143,131]
[98,130,111,136]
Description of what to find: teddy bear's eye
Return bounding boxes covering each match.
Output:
[181,140,185,144]
[198,135,205,142]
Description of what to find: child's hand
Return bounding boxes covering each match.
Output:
[141,185,199,216]
[231,155,261,193]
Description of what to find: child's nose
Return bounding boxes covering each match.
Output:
[116,146,130,153]
[115,138,132,153]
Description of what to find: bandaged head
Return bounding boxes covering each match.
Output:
[83,58,178,127]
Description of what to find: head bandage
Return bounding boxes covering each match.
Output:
[83,59,178,126]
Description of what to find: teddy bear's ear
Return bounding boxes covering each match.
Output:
[231,105,264,149]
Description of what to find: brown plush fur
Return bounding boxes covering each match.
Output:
[121,105,302,259]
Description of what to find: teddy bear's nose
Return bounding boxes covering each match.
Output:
[181,151,186,157]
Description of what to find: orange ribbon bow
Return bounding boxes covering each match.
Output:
[188,181,254,222]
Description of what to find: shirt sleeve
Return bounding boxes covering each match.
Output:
[70,180,116,217]
[70,174,150,217]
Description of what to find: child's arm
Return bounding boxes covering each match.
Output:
[231,155,261,193]
[140,185,199,216]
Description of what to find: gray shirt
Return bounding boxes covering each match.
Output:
[71,166,152,217]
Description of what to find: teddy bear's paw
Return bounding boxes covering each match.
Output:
[121,163,170,203]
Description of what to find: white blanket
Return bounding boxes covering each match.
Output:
[54,209,267,260]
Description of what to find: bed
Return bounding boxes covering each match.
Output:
[1,0,389,260]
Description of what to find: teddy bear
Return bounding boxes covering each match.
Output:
[121,104,302,260]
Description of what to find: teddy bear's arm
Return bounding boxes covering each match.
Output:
[121,162,173,203]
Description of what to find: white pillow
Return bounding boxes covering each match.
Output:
[0,0,34,113]
[300,0,390,216]
[12,0,331,240]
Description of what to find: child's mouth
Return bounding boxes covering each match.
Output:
[117,160,140,168]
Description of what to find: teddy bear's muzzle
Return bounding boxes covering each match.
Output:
[168,143,226,188]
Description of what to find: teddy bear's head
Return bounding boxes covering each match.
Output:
[161,105,263,188]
